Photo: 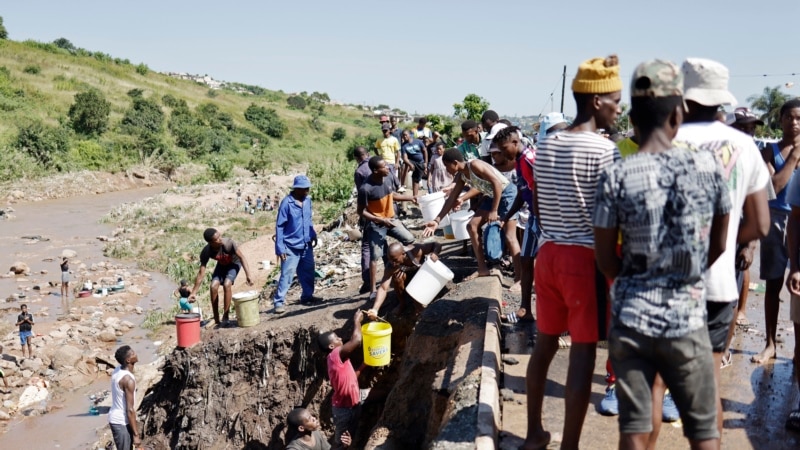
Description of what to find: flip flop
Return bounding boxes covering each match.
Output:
[558,336,571,349]
[786,410,800,432]
[518,431,551,450]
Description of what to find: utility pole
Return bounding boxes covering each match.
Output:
[560,65,566,113]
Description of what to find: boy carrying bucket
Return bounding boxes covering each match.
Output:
[318,310,365,449]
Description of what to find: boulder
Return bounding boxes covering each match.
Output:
[0,409,10,420]
[50,345,82,370]
[98,330,117,343]
[20,358,43,372]
[10,262,29,275]
[61,249,77,259]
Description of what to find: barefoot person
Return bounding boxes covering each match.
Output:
[521,55,621,450]
[366,241,442,320]
[318,310,364,449]
[109,345,141,450]
[189,228,253,327]
[16,304,34,359]
[422,148,515,281]
[60,257,71,300]
[753,98,800,364]
[594,59,730,450]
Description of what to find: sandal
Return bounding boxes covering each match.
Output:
[786,410,800,432]
[558,334,572,349]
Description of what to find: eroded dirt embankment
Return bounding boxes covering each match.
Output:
[137,273,497,450]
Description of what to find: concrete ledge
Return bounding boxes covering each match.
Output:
[476,278,503,450]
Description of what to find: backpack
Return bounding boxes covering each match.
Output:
[483,222,504,264]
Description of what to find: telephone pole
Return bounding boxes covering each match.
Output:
[560,65,566,113]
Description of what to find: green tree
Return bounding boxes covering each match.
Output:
[244,103,286,138]
[135,63,149,75]
[68,89,111,136]
[52,37,76,52]
[308,103,325,132]
[0,16,8,40]
[748,86,791,130]
[122,97,164,136]
[287,95,307,110]
[613,103,630,132]
[453,94,490,121]
[16,121,70,167]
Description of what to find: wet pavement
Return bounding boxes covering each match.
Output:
[499,251,800,449]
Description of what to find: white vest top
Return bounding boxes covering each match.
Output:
[108,366,135,425]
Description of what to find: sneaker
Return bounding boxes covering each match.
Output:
[274,305,286,314]
[398,186,407,193]
[598,385,619,416]
[720,351,733,369]
[662,391,680,422]
[358,283,372,294]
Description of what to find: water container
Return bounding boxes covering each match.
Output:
[232,290,260,327]
[362,322,392,366]
[175,313,201,348]
[450,210,475,240]
[406,258,455,306]
[418,192,445,224]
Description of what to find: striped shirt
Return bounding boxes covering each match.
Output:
[534,131,619,247]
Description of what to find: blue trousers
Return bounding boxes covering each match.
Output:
[273,245,315,306]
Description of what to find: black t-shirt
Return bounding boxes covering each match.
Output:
[199,238,241,267]
[18,313,33,332]
[60,260,69,272]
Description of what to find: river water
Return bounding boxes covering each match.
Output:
[0,186,175,449]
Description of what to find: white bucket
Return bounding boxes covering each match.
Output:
[406,258,455,306]
[261,260,271,270]
[419,192,445,223]
[83,281,93,291]
[450,210,475,240]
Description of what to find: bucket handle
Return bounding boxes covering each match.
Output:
[361,310,390,323]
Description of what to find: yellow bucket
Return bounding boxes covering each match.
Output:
[362,322,392,366]
[233,290,260,327]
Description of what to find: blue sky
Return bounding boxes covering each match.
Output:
[3,1,799,117]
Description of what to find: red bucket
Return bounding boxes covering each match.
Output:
[175,313,201,348]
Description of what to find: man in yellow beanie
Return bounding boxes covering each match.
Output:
[522,55,622,450]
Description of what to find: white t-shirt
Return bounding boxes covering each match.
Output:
[675,121,770,302]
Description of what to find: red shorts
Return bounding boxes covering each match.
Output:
[535,242,606,343]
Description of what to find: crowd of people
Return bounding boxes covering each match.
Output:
[103,53,800,449]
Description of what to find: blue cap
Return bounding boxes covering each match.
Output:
[539,112,567,137]
[292,175,311,189]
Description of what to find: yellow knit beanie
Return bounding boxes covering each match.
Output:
[572,54,622,94]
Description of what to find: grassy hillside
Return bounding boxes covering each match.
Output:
[0,38,379,183]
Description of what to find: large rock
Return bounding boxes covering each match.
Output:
[61,249,77,258]
[20,358,43,372]
[10,262,29,275]
[98,330,117,343]
[0,409,10,420]
[50,345,82,370]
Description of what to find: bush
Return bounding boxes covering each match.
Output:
[16,121,71,167]
[246,146,271,176]
[244,103,286,138]
[206,89,217,98]
[135,63,148,75]
[345,133,380,161]
[331,127,346,142]
[162,94,186,109]
[122,97,164,136]
[68,89,111,136]
[0,146,43,180]
[0,16,7,40]
[207,156,233,181]
[287,95,306,110]
[69,140,108,170]
[23,65,41,75]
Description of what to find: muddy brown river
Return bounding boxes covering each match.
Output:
[0,187,175,449]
